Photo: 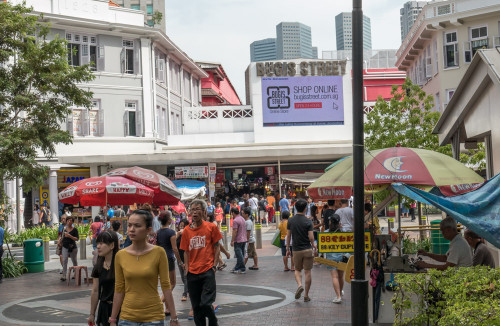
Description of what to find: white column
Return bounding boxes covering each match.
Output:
[90,164,100,219]
[140,37,154,138]
[49,169,59,224]
[4,180,17,232]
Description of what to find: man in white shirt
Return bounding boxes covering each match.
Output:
[242,207,258,270]
[417,216,472,270]
[335,199,354,232]
[249,193,259,219]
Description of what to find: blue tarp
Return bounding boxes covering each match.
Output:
[172,179,206,189]
[392,174,500,249]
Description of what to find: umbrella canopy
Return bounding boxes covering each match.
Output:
[58,176,155,206]
[104,166,181,205]
[308,147,484,199]
[172,180,206,201]
[170,201,186,214]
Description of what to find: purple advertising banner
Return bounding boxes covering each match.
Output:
[261,76,344,127]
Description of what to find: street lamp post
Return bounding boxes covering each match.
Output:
[351,0,368,325]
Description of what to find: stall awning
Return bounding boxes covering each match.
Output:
[281,172,323,184]
[392,174,500,249]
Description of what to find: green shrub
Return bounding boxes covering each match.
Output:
[392,266,500,325]
[402,235,431,254]
[1,256,28,278]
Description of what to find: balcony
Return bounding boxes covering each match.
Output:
[183,105,253,135]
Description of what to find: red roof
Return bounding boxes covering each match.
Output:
[109,0,120,7]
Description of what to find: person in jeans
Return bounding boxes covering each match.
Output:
[180,199,222,326]
[61,216,79,281]
[230,207,247,274]
[242,207,258,270]
[286,199,316,302]
[176,219,189,302]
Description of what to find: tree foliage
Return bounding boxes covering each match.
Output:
[365,78,486,170]
[0,2,94,189]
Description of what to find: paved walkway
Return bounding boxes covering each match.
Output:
[0,215,442,325]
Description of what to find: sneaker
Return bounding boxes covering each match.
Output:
[295,285,304,299]
[341,290,344,296]
[230,269,238,273]
[332,297,342,304]
[237,270,246,274]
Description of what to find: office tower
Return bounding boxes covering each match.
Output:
[250,38,277,62]
[400,1,427,41]
[114,0,166,31]
[335,12,372,51]
[276,22,314,60]
[312,47,318,59]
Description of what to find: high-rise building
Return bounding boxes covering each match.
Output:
[250,38,277,62]
[400,1,427,41]
[335,12,371,51]
[114,0,166,31]
[312,47,318,59]
[276,22,314,60]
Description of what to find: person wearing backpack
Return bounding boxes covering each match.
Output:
[40,204,51,226]
[90,216,104,250]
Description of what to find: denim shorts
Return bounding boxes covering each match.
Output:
[325,252,345,271]
[118,320,165,326]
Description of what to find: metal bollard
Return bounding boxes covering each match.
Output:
[79,234,87,260]
[255,223,262,249]
[43,235,50,262]
[275,211,281,229]
[221,226,228,250]
[225,214,231,235]
[387,217,394,230]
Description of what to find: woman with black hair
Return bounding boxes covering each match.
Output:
[109,210,179,326]
[88,230,120,326]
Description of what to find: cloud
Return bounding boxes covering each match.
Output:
[165,0,405,101]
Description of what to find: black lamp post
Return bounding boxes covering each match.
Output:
[351,0,368,325]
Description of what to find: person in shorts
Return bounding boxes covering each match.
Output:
[286,199,316,302]
[56,215,67,271]
[242,207,259,270]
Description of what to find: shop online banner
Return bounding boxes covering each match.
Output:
[261,76,344,127]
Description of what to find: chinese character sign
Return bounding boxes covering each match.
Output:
[261,76,344,127]
[317,232,371,253]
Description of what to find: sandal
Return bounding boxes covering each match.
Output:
[218,263,227,271]
[304,296,311,302]
[284,268,290,272]
[181,295,187,302]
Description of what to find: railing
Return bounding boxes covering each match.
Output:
[183,105,254,134]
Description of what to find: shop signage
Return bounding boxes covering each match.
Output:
[208,163,216,198]
[317,232,371,253]
[262,76,344,127]
[256,60,347,77]
[58,169,90,188]
[265,167,275,175]
[40,187,50,207]
[175,166,208,179]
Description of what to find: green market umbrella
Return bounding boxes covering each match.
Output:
[308,147,484,199]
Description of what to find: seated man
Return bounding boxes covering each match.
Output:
[416,216,472,270]
[464,230,496,268]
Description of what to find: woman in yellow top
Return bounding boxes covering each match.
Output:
[109,210,179,326]
[279,211,295,271]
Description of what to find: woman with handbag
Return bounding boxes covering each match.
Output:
[61,216,79,281]
[88,230,120,326]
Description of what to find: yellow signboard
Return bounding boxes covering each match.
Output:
[318,232,371,253]
[40,187,50,208]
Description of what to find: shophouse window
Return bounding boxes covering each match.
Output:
[445,89,455,104]
[66,33,102,71]
[465,26,488,63]
[67,100,103,137]
[124,101,142,136]
[146,4,153,15]
[169,59,181,93]
[183,71,192,100]
[121,40,135,74]
[155,54,165,83]
[444,31,458,68]
[131,4,140,10]
[434,92,440,112]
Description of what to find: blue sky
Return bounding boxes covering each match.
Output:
[165,0,405,101]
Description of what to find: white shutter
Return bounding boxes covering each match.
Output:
[97,46,105,71]
[133,40,141,75]
[120,48,125,73]
[464,41,472,63]
[158,59,165,82]
[135,106,143,137]
[453,44,459,66]
[66,111,74,136]
[81,44,90,66]
[123,111,129,136]
[98,109,104,136]
[426,57,433,78]
[82,109,90,136]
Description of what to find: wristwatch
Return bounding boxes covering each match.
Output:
[170,317,179,322]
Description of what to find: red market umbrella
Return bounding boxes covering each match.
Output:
[308,147,485,199]
[58,176,155,206]
[104,166,181,205]
[170,201,186,214]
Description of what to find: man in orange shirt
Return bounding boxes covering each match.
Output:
[266,193,276,210]
[180,199,222,326]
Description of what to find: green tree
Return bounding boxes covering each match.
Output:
[0,2,94,189]
[365,78,485,170]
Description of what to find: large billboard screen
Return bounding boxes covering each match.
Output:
[261,76,344,127]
